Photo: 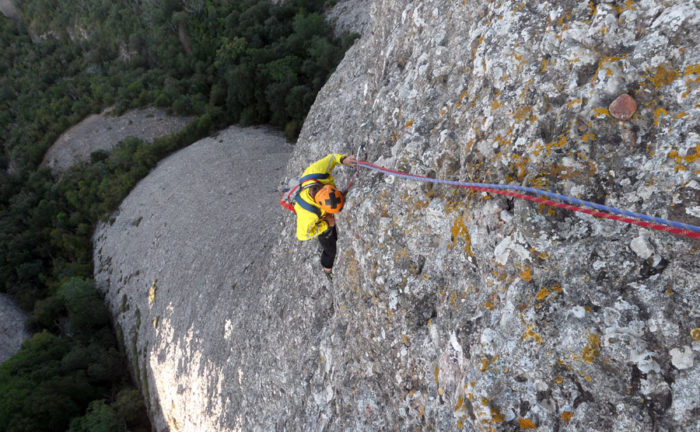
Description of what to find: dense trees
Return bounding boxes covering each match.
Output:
[0,0,354,430]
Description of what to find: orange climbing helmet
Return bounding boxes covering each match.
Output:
[314,185,345,214]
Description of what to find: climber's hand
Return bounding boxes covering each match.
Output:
[343,155,357,167]
[324,214,335,227]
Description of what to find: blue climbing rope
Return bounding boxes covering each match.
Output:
[357,161,700,235]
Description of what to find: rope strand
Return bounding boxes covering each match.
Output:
[356,161,700,239]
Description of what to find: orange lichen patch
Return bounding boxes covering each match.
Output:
[691,328,700,341]
[646,65,679,88]
[551,133,571,152]
[593,108,610,116]
[449,215,475,256]
[455,395,464,410]
[515,106,533,122]
[508,154,530,182]
[588,1,597,15]
[567,98,582,108]
[655,107,668,117]
[611,0,636,14]
[591,55,627,83]
[518,418,537,429]
[520,267,533,282]
[449,290,459,308]
[561,411,574,425]
[582,332,601,363]
[582,132,596,142]
[483,301,497,311]
[674,111,687,119]
[653,107,669,127]
[523,323,543,344]
[668,145,700,171]
[536,288,551,301]
[491,406,505,422]
[554,376,563,384]
[495,130,514,148]
[480,357,490,372]
[677,145,699,163]
[405,120,414,128]
[544,157,594,180]
[434,365,440,385]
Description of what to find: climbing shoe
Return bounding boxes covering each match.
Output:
[324,270,333,282]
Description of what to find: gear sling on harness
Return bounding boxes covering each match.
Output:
[280,173,329,217]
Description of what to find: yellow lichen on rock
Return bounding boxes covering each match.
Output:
[148,280,157,305]
[646,65,679,88]
[561,411,574,424]
[522,323,543,344]
[520,267,533,282]
[581,332,601,364]
[517,418,537,429]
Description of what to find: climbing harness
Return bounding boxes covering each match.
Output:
[355,160,700,239]
[280,173,328,214]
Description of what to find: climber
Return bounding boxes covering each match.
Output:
[294,153,357,281]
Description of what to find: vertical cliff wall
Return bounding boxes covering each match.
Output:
[95,0,699,430]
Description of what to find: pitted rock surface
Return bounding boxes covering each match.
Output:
[95,1,700,431]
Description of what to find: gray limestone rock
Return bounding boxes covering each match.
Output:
[0,0,20,20]
[41,107,193,173]
[95,1,700,431]
[0,293,29,363]
[93,126,293,431]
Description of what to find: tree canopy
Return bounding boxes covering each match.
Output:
[0,0,355,429]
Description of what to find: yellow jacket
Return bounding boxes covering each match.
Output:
[295,153,348,241]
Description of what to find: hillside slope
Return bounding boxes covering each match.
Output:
[95,0,699,430]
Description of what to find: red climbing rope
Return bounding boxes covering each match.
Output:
[470,186,700,239]
[356,161,700,239]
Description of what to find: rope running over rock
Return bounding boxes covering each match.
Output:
[356,161,700,239]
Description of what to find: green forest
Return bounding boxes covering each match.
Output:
[0,0,354,430]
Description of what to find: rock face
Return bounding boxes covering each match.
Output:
[0,0,20,20]
[0,293,29,363]
[41,107,192,173]
[93,126,293,431]
[326,0,372,36]
[95,1,700,431]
